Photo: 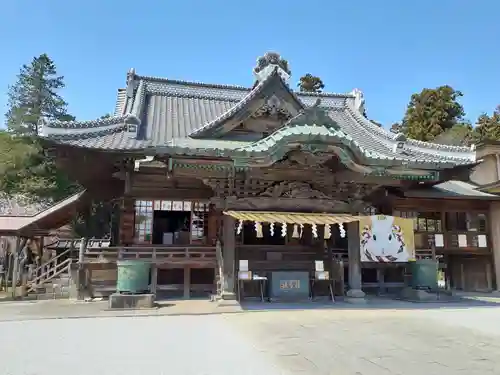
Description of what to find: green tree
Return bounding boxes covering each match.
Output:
[6,54,74,135]
[1,54,77,201]
[432,122,474,146]
[398,86,465,141]
[473,106,500,142]
[298,74,325,93]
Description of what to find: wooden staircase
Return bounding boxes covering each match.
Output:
[26,249,73,299]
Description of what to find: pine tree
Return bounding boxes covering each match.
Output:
[398,86,466,142]
[6,54,74,135]
[1,54,77,201]
[298,74,325,93]
[474,106,500,142]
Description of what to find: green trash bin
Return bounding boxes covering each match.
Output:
[116,260,151,294]
[409,259,438,290]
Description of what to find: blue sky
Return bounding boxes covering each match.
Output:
[0,0,499,128]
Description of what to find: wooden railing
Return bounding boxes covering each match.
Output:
[27,257,72,293]
[84,245,217,264]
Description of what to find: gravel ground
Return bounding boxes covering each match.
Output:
[2,300,500,374]
[0,314,284,375]
[226,306,500,375]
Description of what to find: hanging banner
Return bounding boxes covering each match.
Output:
[359,215,415,262]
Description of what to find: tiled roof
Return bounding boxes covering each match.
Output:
[0,191,86,235]
[404,181,500,200]
[0,194,49,216]
[39,58,476,167]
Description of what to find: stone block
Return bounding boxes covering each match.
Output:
[108,293,155,309]
[399,287,438,302]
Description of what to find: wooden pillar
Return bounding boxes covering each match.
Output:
[489,201,500,290]
[222,214,236,299]
[119,198,135,245]
[183,265,190,299]
[486,258,493,291]
[77,238,87,300]
[346,221,365,300]
[150,265,158,295]
[11,236,21,299]
[460,261,465,290]
[207,204,217,245]
[377,267,385,295]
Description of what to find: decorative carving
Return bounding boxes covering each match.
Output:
[253,95,293,122]
[285,150,335,168]
[253,52,291,76]
[259,181,332,200]
[288,99,340,129]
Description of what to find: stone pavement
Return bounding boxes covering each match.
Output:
[227,306,500,374]
[0,314,284,375]
[0,298,243,321]
[1,298,500,374]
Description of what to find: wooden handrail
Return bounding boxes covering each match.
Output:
[37,248,71,271]
[27,258,72,293]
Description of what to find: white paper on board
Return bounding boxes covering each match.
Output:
[239,259,249,271]
[434,234,444,247]
[315,260,324,272]
[458,234,467,247]
[478,234,487,248]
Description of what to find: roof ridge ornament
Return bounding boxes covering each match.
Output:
[126,68,137,98]
[253,52,291,84]
[350,88,365,114]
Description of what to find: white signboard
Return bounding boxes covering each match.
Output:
[239,259,249,272]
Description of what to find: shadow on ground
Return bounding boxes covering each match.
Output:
[238,295,500,312]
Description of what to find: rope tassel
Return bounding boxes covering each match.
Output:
[339,223,346,238]
[255,221,263,238]
[312,223,318,238]
[324,224,331,239]
[281,222,287,237]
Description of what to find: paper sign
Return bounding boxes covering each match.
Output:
[458,234,467,247]
[154,201,161,210]
[172,201,183,211]
[478,234,487,248]
[434,234,444,247]
[315,261,324,272]
[239,260,249,272]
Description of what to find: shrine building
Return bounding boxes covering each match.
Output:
[38,52,500,300]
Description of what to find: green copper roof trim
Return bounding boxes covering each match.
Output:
[172,160,438,181]
[150,123,462,170]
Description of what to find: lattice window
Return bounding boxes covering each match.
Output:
[135,200,153,243]
[134,199,212,244]
[191,202,209,244]
[445,212,488,232]
[416,212,441,232]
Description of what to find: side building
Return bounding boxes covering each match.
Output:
[38,52,499,298]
